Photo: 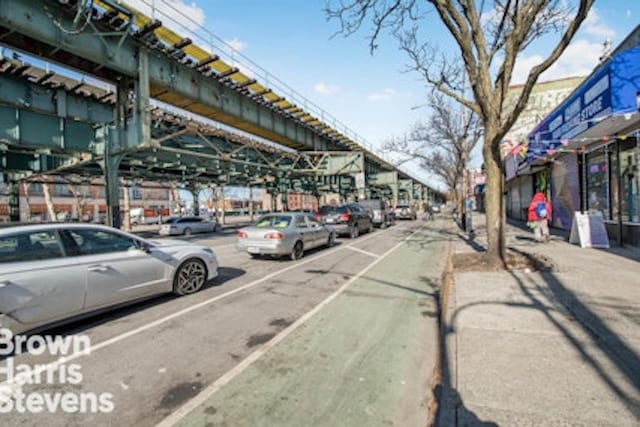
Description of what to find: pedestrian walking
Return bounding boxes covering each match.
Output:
[527,190,552,242]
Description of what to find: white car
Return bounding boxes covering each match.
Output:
[0,223,219,334]
[159,216,217,236]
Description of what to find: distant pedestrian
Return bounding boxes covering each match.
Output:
[527,191,552,242]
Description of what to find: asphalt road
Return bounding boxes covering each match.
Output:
[0,218,446,426]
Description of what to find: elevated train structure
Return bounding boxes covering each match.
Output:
[0,0,444,227]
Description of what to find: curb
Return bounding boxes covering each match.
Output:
[426,225,455,426]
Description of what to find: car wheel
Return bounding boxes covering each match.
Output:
[172,258,207,296]
[250,253,262,259]
[350,225,359,239]
[326,232,336,247]
[290,241,304,260]
[368,221,374,233]
[183,227,192,236]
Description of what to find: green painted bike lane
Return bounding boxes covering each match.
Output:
[171,222,448,427]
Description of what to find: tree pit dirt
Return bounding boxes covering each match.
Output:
[453,251,553,272]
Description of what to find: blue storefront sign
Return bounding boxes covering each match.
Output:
[527,46,640,162]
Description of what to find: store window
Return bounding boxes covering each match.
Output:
[619,139,639,223]
[586,147,610,219]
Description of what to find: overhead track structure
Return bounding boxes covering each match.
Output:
[0,58,406,209]
[0,0,443,225]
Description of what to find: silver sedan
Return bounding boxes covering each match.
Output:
[0,223,219,334]
[236,212,335,260]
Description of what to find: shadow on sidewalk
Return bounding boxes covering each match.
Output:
[434,215,640,423]
[509,249,640,417]
[438,248,640,423]
[433,290,498,426]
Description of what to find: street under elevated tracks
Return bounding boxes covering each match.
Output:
[0,217,449,427]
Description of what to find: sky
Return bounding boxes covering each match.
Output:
[125,0,640,191]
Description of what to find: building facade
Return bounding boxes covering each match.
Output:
[513,26,640,245]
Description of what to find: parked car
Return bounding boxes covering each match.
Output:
[317,203,373,238]
[357,199,395,228]
[159,216,217,236]
[236,212,335,260]
[0,223,219,334]
[394,203,417,220]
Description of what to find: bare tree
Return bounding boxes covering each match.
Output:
[21,181,32,222]
[65,181,91,222]
[122,179,132,231]
[42,182,57,222]
[326,0,594,264]
[169,182,182,215]
[384,90,482,214]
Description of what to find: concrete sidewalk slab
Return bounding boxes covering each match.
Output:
[440,213,640,426]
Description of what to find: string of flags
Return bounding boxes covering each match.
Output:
[503,130,639,163]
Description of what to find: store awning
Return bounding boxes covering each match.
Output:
[526,46,640,163]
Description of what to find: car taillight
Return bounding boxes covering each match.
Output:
[264,232,284,240]
[236,231,248,238]
[338,213,351,221]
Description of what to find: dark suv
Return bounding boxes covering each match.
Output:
[317,203,373,238]
[357,199,395,228]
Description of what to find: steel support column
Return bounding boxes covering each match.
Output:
[187,184,199,216]
[134,47,152,148]
[101,153,123,228]
[248,186,254,221]
[8,175,20,222]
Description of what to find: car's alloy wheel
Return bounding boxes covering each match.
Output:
[290,241,304,260]
[350,225,359,239]
[326,233,336,247]
[184,227,192,236]
[368,221,374,233]
[173,258,207,295]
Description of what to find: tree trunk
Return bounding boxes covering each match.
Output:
[21,182,31,222]
[482,131,506,265]
[42,183,57,222]
[170,182,181,215]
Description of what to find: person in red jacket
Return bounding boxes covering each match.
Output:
[527,191,552,242]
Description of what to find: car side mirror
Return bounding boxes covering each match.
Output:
[136,241,153,254]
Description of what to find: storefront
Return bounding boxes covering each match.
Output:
[526,45,640,245]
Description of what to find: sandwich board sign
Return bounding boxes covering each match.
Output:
[569,211,610,248]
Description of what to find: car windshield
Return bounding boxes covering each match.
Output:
[319,206,348,215]
[359,200,384,209]
[254,215,292,228]
[164,217,179,224]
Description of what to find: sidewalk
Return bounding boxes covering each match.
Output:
[437,212,640,426]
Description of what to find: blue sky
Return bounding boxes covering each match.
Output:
[129,0,640,189]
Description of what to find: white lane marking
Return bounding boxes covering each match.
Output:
[156,225,425,427]
[0,223,397,387]
[344,245,381,259]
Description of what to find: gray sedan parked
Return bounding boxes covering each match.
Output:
[236,212,335,260]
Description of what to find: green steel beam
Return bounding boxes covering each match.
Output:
[398,179,414,202]
[0,1,329,152]
[0,72,113,124]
